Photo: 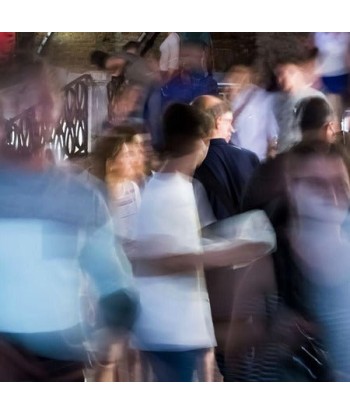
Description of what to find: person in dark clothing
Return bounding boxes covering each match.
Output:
[235,97,340,381]
[161,41,218,108]
[193,95,259,220]
[242,97,337,227]
[241,97,338,313]
[179,33,214,75]
[191,95,260,381]
[147,42,218,152]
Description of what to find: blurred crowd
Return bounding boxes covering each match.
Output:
[1,32,350,382]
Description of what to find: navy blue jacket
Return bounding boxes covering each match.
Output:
[194,139,260,220]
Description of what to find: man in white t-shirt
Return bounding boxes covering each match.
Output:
[131,103,269,381]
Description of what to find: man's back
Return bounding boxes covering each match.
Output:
[195,139,259,220]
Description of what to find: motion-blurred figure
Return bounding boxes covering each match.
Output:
[131,103,267,381]
[0,54,138,381]
[238,99,340,381]
[314,32,350,129]
[225,65,278,160]
[272,52,326,153]
[286,141,350,381]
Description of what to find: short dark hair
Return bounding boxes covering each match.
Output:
[162,103,214,158]
[273,46,319,68]
[90,50,110,69]
[295,97,333,131]
[122,41,140,54]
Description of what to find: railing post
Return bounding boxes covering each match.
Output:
[87,79,93,154]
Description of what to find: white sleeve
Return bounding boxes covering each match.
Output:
[167,36,180,70]
[192,178,216,228]
[159,39,170,71]
[265,93,279,139]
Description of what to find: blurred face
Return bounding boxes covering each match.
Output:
[107,143,133,180]
[105,56,126,75]
[275,63,302,92]
[180,45,204,73]
[217,111,234,141]
[325,121,337,143]
[288,155,350,224]
[128,136,145,179]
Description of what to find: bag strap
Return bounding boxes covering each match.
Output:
[232,86,256,125]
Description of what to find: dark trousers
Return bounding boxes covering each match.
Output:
[144,350,201,382]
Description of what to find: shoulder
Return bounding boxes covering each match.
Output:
[228,143,259,160]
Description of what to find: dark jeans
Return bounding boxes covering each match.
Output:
[144,350,201,382]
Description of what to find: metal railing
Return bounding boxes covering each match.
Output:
[6,74,93,160]
[137,32,160,56]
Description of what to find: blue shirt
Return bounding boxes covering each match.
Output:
[0,163,135,358]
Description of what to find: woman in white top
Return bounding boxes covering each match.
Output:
[131,103,270,381]
[90,126,144,381]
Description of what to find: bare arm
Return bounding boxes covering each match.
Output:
[130,239,271,276]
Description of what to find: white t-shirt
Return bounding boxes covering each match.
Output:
[132,172,216,351]
[314,32,350,77]
[232,85,278,161]
[159,33,180,72]
[109,181,141,241]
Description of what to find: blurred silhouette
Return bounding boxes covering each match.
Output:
[0,54,138,381]
[130,103,270,381]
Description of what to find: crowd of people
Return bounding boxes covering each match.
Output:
[1,32,350,382]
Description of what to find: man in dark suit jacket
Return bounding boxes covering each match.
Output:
[191,95,260,381]
[193,95,259,220]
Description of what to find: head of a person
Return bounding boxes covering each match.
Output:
[273,53,310,93]
[224,64,258,100]
[124,128,146,181]
[286,141,350,225]
[91,126,142,183]
[180,41,206,74]
[0,53,62,166]
[122,41,141,56]
[191,95,233,141]
[162,102,214,166]
[296,97,336,143]
[90,50,110,69]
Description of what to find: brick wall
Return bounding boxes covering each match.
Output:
[36,32,143,71]
[211,32,257,72]
[36,32,258,73]
[18,32,310,77]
